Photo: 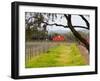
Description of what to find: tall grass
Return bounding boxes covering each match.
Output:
[25,43,86,68]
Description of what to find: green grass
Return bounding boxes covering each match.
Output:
[25,43,86,68]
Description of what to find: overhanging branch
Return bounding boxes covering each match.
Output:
[42,21,89,30]
[64,14,89,51]
[25,15,89,30]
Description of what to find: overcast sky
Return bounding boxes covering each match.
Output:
[46,14,89,33]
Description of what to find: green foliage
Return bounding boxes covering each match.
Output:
[25,12,48,41]
[26,26,48,41]
[26,28,33,41]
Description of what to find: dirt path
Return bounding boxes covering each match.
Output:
[78,45,89,65]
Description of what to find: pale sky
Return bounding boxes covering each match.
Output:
[46,14,89,34]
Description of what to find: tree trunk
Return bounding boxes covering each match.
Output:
[64,14,89,51]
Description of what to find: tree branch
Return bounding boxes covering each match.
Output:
[79,15,90,29]
[42,21,67,28]
[42,21,89,29]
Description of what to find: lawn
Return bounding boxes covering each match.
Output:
[25,43,86,68]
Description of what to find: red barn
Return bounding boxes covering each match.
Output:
[52,35,65,41]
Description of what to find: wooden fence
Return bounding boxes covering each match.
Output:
[25,41,60,62]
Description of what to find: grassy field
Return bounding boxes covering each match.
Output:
[25,43,86,68]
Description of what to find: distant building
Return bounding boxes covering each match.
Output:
[52,35,65,41]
